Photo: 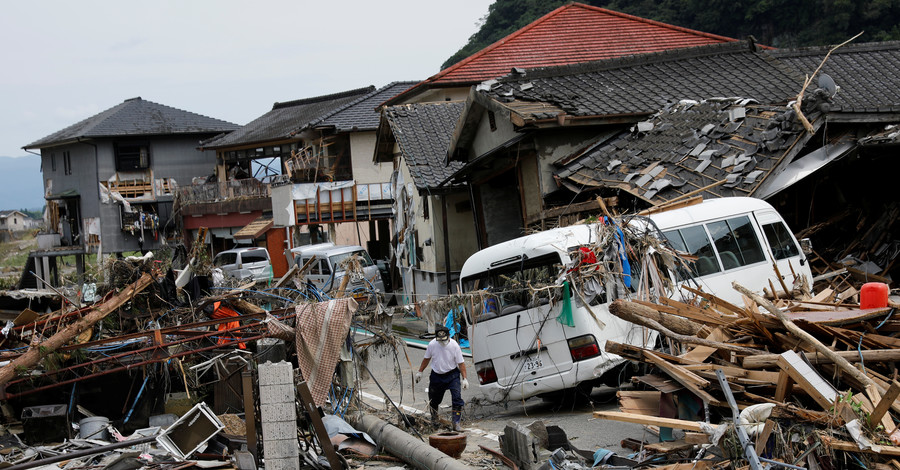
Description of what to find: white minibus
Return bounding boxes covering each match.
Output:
[460,197,811,402]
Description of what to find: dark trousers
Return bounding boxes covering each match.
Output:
[428,369,464,411]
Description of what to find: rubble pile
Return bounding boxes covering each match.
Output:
[593,278,900,469]
[0,252,418,470]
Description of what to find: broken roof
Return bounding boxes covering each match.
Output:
[555,97,833,205]
[768,40,900,115]
[385,2,736,105]
[310,81,418,133]
[201,86,374,149]
[482,41,803,122]
[377,102,465,190]
[24,97,239,149]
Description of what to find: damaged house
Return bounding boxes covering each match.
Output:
[185,83,412,278]
[374,2,738,301]
[445,38,900,284]
[22,97,239,287]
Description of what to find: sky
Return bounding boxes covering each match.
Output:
[0,0,494,158]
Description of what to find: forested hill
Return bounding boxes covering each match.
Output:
[443,0,900,69]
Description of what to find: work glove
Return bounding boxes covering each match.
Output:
[415,371,423,383]
[462,378,469,390]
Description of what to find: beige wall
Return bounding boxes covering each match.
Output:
[432,191,479,270]
[471,109,518,161]
[350,131,393,184]
[399,86,470,105]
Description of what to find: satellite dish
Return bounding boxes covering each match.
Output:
[818,73,837,96]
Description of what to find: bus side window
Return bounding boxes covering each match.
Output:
[663,226,721,277]
[707,216,766,270]
[763,221,800,260]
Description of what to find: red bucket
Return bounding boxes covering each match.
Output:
[860,282,889,309]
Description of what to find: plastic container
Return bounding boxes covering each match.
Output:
[860,282,889,309]
[79,416,110,440]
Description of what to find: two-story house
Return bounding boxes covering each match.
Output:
[22,97,238,287]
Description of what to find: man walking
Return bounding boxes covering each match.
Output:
[415,326,468,431]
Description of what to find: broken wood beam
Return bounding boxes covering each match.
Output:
[870,381,900,430]
[0,273,156,388]
[609,300,765,356]
[734,282,880,392]
[743,348,900,369]
[593,411,704,432]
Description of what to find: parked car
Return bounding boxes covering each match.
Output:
[461,197,811,402]
[290,244,386,294]
[213,247,272,282]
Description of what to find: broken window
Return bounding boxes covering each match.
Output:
[115,142,150,171]
[763,221,800,260]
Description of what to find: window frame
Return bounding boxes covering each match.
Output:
[114,142,151,171]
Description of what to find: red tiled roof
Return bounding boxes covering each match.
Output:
[387,3,737,104]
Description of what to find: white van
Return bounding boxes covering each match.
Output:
[213,247,273,283]
[290,243,386,294]
[651,197,812,306]
[461,197,810,402]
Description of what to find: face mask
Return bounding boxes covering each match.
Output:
[438,338,450,347]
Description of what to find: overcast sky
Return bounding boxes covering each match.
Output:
[0,0,493,158]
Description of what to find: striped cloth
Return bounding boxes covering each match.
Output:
[295,298,358,406]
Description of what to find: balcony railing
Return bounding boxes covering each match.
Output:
[176,178,270,205]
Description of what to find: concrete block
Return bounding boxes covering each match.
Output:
[260,403,296,421]
[259,383,295,402]
[258,361,294,386]
[262,420,300,437]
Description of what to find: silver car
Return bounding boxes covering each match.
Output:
[213,247,272,282]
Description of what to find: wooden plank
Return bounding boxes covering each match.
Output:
[871,381,900,430]
[593,411,704,432]
[774,370,794,403]
[745,348,900,369]
[684,432,710,445]
[825,438,900,456]
[296,381,342,470]
[645,439,694,453]
[617,391,661,416]
[776,350,838,410]
[755,420,776,455]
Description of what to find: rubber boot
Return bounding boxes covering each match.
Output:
[451,409,462,432]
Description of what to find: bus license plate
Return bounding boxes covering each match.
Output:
[523,356,543,371]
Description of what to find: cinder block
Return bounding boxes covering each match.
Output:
[259,383,295,402]
[258,362,295,386]
[262,420,298,438]
[260,403,296,420]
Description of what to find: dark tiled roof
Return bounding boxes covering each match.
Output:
[388,3,735,105]
[314,81,418,133]
[556,97,822,204]
[768,41,900,113]
[24,97,239,149]
[383,102,465,190]
[481,42,804,120]
[202,87,374,148]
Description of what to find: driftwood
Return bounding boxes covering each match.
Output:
[608,299,764,356]
[733,282,878,390]
[0,272,156,387]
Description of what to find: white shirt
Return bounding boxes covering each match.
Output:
[424,338,464,374]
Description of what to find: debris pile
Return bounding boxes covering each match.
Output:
[0,251,425,470]
[593,279,900,468]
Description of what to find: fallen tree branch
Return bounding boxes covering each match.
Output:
[0,272,156,389]
[608,300,764,356]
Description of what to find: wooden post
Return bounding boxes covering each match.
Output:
[297,381,342,470]
[241,369,258,464]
